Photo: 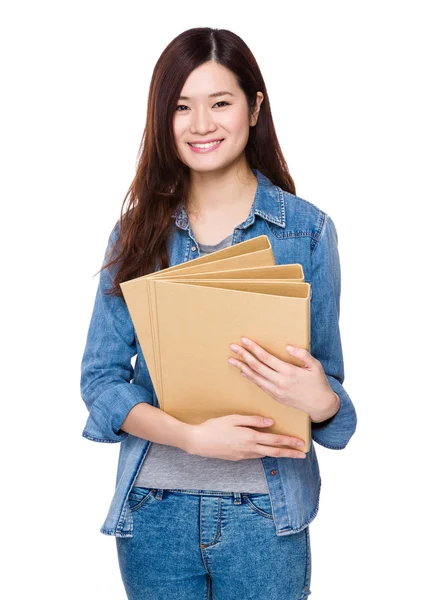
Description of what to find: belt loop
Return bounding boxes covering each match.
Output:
[155,488,164,501]
[233,492,242,505]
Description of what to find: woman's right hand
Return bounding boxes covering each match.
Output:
[186,414,307,460]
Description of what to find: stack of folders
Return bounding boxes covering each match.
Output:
[120,235,312,452]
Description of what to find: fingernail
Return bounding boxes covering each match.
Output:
[296,441,305,446]
[264,418,274,424]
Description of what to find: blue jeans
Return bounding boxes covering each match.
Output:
[116,487,312,599]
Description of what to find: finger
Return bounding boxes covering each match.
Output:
[228,350,277,384]
[228,414,274,428]
[254,444,307,459]
[286,345,314,369]
[235,338,287,377]
[231,359,280,397]
[257,433,305,448]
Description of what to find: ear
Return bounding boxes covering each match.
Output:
[250,92,264,127]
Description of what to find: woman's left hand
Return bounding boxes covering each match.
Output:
[228,337,340,423]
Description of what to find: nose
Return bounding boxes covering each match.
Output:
[189,106,217,135]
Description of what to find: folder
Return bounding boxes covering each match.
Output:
[120,235,312,452]
[121,236,276,404]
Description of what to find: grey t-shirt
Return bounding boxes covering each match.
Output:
[133,232,268,493]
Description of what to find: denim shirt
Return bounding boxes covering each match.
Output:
[80,168,357,538]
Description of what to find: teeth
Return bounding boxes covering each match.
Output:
[190,140,222,148]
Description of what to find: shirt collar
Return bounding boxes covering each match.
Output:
[171,167,286,230]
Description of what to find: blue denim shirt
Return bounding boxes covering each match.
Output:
[80,168,357,538]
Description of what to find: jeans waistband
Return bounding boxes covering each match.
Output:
[135,487,269,504]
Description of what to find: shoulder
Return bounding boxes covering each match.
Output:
[108,218,121,246]
[280,190,334,249]
[104,218,124,261]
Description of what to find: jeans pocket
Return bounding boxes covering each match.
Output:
[242,493,274,519]
[128,487,157,513]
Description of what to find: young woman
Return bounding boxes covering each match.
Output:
[80,27,357,600]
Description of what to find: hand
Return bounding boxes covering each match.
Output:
[228,337,340,423]
[187,414,307,461]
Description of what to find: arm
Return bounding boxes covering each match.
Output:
[119,402,194,451]
[309,213,357,449]
[80,221,154,443]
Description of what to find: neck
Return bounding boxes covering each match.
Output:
[186,160,257,220]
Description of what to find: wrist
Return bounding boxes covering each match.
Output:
[311,391,340,424]
[179,423,199,454]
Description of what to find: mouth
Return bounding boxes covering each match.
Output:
[187,139,225,153]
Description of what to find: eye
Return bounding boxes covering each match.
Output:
[175,101,231,112]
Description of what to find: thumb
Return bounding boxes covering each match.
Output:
[230,414,274,427]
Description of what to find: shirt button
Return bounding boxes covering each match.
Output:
[191,246,197,251]
[270,469,277,476]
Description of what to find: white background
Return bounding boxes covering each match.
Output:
[2,1,429,598]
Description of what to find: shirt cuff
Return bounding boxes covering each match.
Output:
[82,382,154,443]
[311,375,357,449]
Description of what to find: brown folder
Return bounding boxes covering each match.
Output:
[121,236,276,403]
[120,235,312,452]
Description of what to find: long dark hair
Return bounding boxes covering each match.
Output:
[100,27,296,298]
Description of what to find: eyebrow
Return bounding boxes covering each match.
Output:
[177,91,234,101]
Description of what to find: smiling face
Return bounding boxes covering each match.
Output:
[173,61,263,174]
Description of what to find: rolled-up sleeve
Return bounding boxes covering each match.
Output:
[80,221,153,443]
[310,213,358,449]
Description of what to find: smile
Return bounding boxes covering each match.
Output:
[187,139,224,153]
